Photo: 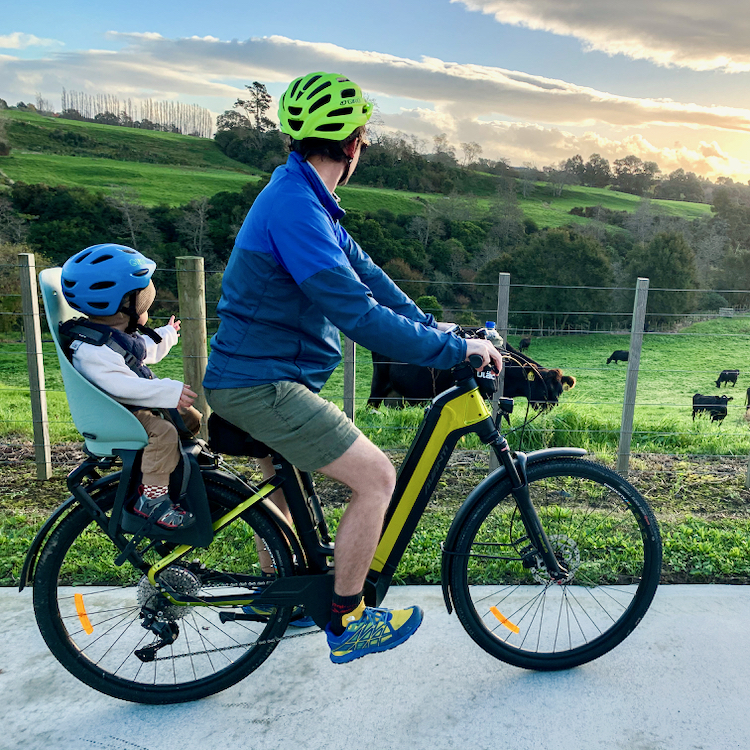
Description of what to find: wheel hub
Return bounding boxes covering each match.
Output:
[531,534,580,584]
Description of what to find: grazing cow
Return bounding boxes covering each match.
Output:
[746,387,750,410]
[368,343,576,411]
[715,369,739,388]
[607,350,629,365]
[692,393,733,423]
[519,336,531,353]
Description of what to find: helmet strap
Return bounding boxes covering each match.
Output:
[120,291,140,334]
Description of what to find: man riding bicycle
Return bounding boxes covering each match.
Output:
[203,71,501,664]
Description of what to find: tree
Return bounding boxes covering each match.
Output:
[563,154,584,184]
[460,141,482,167]
[654,169,705,203]
[432,133,457,166]
[582,154,612,188]
[479,228,614,330]
[177,197,214,261]
[235,82,274,133]
[625,232,697,319]
[415,295,443,319]
[612,155,660,196]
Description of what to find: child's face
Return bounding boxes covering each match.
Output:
[138,311,149,326]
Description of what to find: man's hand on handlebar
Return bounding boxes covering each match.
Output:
[465,338,503,372]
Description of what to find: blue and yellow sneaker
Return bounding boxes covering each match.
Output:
[325,601,424,664]
[242,604,316,628]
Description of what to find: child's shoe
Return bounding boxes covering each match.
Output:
[133,489,195,530]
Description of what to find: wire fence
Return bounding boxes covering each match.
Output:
[3,257,750,483]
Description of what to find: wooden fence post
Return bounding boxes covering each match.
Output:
[18,253,52,479]
[343,336,356,422]
[176,256,209,440]
[616,277,649,477]
[490,272,511,471]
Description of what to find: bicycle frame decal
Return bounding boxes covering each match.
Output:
[371,388,492,573]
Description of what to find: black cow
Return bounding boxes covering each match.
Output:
[716,369,739,388]
[692,393,733,422]
[746,387,750,410]
[607,350,629,365]
[519,337,531,353]
[368,343,576,411]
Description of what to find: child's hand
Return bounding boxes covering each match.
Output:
[178,384,197,409]
[168,315,181,333]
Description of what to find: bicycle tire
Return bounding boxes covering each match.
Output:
[449,458,661,671]
[33,476,297,704]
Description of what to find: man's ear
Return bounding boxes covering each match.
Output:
[342,139,359,159]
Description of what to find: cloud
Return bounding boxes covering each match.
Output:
[2,33,750,178]
[381,108,750,180]
[454,0,750,72]
[0,32,62,50]
[5,33,747,132]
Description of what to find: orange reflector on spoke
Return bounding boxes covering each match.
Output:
[74,593,94,635]
[489,606,519,634]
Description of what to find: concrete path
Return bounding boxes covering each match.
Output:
[2,585,749,750]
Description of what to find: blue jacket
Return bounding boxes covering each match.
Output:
[203,152,466,392]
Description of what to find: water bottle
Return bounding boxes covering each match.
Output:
[484,321,503,350]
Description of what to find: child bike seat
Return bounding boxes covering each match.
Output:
[39,267,149,457]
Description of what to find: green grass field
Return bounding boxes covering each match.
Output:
[0,152,262,207]
[1,109,250,170]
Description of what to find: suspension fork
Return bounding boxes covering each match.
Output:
[491,435,568,581]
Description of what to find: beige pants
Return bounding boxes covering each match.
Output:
[133,407,202,486]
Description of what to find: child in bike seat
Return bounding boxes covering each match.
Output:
[61,244,201,530]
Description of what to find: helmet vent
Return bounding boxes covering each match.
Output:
[308,94,331,114]
[307,81,331,100]
[288,120,303,132]
[341,88,356,98]
[290,80,301,98]
[89,301,109,310]
[90,281,116,290]
[288,106,303,116]
[74,252,92,264]
[91,254,113,264]
[62,279,76,288]
[133,268,150,276]
[327,107,353,118]
[316,122,345,132]
[302,75,322,91]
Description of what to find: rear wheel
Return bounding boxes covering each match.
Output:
[33,479,296,704]
[449,458,661,670]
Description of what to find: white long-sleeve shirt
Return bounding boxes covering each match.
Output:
[70,324,184,409]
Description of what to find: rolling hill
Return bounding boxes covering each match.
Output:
[0,109,712,222]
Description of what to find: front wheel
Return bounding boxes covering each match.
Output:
[33,478,296,704]
[449,458,662,671]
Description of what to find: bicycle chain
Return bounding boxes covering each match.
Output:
[152,622,324,661]
[148,576,324,662]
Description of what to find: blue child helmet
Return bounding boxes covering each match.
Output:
[61,244,156,317]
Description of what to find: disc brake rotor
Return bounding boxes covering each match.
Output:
[531,534,580,584]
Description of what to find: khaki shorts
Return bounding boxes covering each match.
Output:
[204,382,361,473]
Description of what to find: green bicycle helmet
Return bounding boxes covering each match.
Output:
[278,72,373,141]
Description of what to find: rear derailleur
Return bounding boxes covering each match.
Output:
[135,606,180,662]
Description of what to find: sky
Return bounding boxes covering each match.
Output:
[4,0,750,181]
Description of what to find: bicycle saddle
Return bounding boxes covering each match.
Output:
[207,412,272,458]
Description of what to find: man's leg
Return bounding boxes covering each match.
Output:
[317,434,423,664]
[317,434,395,596]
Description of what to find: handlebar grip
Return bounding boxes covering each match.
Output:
[468,353,484,369]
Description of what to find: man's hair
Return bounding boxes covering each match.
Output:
[288,126,367,162]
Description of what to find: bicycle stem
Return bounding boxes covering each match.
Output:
[491,434,568,581]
